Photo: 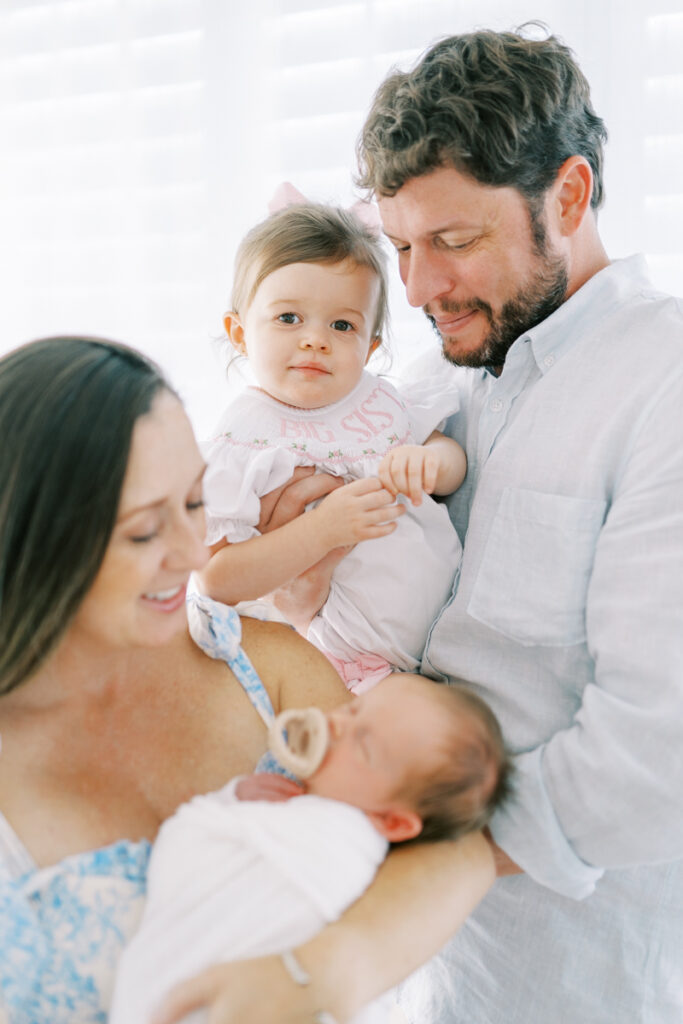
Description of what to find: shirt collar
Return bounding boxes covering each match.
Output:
[502,255,652,378]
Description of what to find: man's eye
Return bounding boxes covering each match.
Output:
[277,312,300,325]
[332,319,354,332]
[440,237,476,252]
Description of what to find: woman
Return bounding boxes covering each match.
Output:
[0,336,494,1023]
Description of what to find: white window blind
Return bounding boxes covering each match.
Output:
[1,1,681,433]
[263,0,683,368]
[644,3,683,294]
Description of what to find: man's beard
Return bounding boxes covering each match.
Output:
[425,243,569,370]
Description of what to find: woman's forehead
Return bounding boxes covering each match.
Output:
[118,392,201,514]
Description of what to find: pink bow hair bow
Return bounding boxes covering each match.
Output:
[268,181,381,234]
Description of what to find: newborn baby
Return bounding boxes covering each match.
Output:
[110,673,510,1024]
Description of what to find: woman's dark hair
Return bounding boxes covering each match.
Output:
[0,336,172,695]
[357,25,608,210]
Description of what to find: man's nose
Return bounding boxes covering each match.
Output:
[403,249,456,308]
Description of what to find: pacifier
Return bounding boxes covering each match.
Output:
[267,707,330,779]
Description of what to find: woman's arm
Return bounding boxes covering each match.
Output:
[197,478,403,606]
[152,832,495,1024]
[239,614,351,712]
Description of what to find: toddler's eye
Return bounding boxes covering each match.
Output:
[277,312,300,325]
[332,319,354,332]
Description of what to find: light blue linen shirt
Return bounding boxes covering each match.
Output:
[400,256,683,1023]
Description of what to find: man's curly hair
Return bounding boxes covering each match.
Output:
[357,26,607,210]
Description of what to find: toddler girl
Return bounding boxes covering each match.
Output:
[200,202,466,692]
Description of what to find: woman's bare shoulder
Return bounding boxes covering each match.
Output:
[239,616,349,713]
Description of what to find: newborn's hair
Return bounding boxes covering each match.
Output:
[402,683,512,845]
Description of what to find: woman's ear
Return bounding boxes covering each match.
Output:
[366,335,382,363]
[366,807,423,843]
[224,311,246,355]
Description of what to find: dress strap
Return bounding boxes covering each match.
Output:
[187,593,275,726]
[0,808,36,882]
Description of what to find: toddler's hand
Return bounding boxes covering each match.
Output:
[313,477,403,548]
[378,444,441,506]
[235,773,305,802]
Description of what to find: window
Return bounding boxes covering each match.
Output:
[1,1,679,433]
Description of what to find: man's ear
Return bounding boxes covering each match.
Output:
[551,155,594,237]
[366,807,423,843]
[365,335,382,363]
[224,311,246,355]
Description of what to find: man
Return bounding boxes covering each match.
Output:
[354,26,683,1023]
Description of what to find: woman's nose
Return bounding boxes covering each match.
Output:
[167,511,210,573]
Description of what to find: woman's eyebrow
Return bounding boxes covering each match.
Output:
[117,465,206,523]
[117,498,166,524]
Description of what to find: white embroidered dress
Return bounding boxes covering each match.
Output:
[203,372,462,680]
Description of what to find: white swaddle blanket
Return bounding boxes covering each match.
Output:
[110,780,390,1024]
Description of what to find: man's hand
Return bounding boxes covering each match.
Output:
[258,466,345,534]
[268,546,351,633]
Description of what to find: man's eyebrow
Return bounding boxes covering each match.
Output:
[117,465,206,523]
[384,220,480,243]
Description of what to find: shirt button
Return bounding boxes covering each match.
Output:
[489,398,503,412]
[543,354,555,367]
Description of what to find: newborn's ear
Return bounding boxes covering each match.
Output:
[366,808,422,843]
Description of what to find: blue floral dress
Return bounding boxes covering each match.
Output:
[0,596,285,1022]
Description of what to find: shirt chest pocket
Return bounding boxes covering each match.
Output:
[467,488,607,647]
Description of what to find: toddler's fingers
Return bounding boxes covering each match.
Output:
[422,455,439,495]
[363,501,405,525]
[377,459,399,496]
[361,518,401,539]
[343,475,386,495]
[405,453,426,505]
[355,487,402,513]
